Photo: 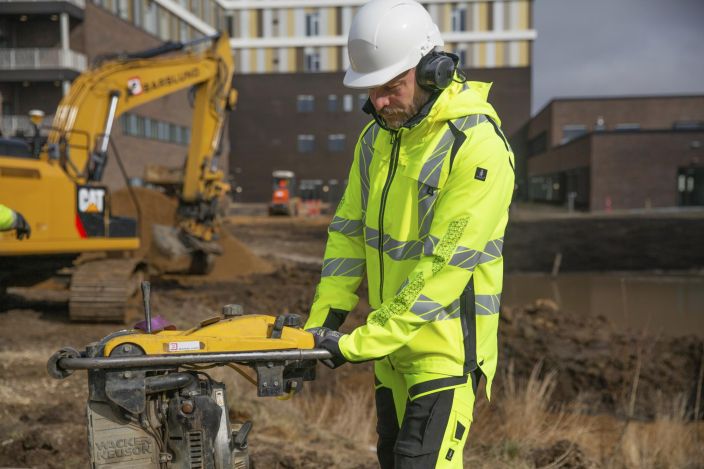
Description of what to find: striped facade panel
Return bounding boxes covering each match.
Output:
[108,1,534,73]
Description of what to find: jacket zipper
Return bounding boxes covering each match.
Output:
[377,131,401,302]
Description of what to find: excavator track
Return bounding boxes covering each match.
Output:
[69,259,143,322]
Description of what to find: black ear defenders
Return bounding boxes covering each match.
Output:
[416,51,462,91]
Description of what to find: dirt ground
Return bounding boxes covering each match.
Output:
[1,215,702,468]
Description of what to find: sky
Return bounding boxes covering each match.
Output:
[532,0,704,114]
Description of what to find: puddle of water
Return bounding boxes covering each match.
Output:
[503,272,704,337]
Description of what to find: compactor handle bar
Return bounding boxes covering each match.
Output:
[53,349,332,373]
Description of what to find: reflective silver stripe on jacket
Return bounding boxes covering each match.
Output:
[449,238,504,270]
[359,124,380,224]
[475,294,501,315]
[410,295,460,321]
[321,258,365,277]
[409,293,500,321]
[329,216,364,237]
[366,226,423,261]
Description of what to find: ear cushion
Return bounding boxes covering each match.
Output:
[416,52,456,91]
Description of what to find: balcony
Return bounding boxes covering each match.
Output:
[0,0,86,17]
[0,48,86,72]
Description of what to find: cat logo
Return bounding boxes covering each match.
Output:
[78,187,106,214]
[127,77,143,96]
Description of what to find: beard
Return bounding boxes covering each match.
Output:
[379,88,431,130]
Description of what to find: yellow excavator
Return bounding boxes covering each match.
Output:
[0,33,237,322]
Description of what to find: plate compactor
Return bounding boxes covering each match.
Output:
[47,282,330,469]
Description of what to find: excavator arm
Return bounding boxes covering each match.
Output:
[48,33,236,244]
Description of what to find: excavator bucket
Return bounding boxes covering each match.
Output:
[150,224,221,275]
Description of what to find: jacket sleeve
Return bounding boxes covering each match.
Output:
[338,121,515,361]
[304,128,370,330]
[0,204,16,231]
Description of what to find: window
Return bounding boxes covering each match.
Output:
[127,114,139,135]
[343,94,353,112]
[451,7,466,32]
[328,134,346,152]
[297,95,314,112]
[297,134,315,153]
[170,123,181,144]
[673,121,704,130]
[561,124,587,144]
[116,0,129,20]
[157,121,168,141]
[304,49,320,72]
[305,12,320,36]
[183,127,191,145]
[614,123,640,131]
[327,95,338,112]
[119,114,128,132]
[135,115,145,137]
[528,131,547,157]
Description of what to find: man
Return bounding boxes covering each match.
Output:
[305,0,515,467]
[0,204,31,240]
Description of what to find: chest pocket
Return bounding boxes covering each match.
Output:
[402,115,488,248]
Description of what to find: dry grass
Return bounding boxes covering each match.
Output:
[212,361,703,468]
[466,361,596,468]
[619,395,703,469]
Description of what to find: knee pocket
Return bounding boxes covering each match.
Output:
[394,389,454,458]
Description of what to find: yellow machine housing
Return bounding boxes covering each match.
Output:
[103,314,315,356]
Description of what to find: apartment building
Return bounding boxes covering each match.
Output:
[223,0,535,201]
[1,0,535,201]
[524,95,704,210]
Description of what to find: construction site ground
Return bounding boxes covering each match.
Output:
[1,213,703,468]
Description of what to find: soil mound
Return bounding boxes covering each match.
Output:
[209,229,274,279]
[499,299,703,419]
[111,188,273,279]
[111,187,177,258]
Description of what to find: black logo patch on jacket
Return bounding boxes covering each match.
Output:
[475,167,488,181]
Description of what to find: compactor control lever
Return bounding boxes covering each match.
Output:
[271,313,301,338]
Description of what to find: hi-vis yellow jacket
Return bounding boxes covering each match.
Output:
[305,80,515,397]
[0,204,15,231]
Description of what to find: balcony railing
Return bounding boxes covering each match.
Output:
[0,48,87,72]
[2,0,86,8]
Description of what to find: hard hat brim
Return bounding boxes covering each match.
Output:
[343,58,418,89]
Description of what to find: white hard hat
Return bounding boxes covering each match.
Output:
[344,0,443,89]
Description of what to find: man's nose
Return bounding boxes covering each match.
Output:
[370,91,391,112]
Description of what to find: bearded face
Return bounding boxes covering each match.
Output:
[369,69,431,130]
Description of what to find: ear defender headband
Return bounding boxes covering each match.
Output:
[415,51,463,91]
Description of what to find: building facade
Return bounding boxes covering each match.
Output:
[1,0,535,201]
[524,96,704,210]
[223,0,535,201]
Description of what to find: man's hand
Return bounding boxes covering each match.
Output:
[307,327,347,369]
[13,211,31,240]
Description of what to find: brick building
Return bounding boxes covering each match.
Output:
[523,95,704,210]
[1,0,536,201]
